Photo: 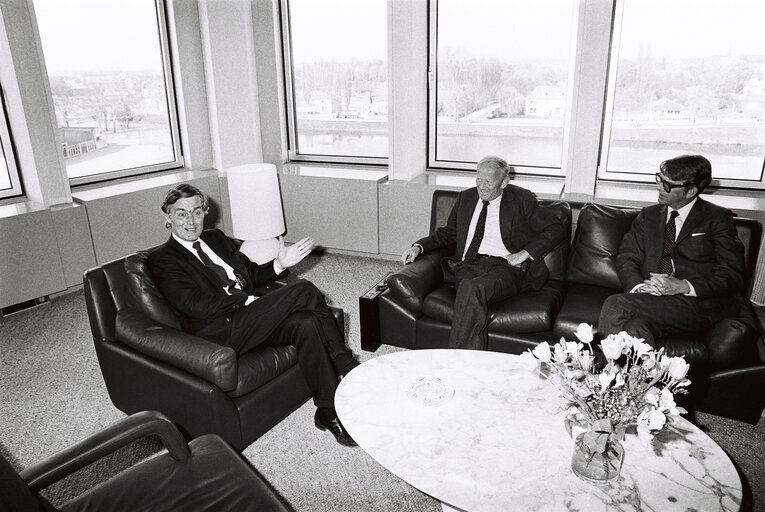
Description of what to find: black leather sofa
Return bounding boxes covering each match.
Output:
[84,249,344,451]
[365,190,765,423]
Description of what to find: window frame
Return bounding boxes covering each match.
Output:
[43,0,184,187]
[0,83,22,199]
[597,0,765,191]
[279,0,389,166]
[426,0,574,177]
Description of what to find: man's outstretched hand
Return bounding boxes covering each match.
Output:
[276,236,314,269]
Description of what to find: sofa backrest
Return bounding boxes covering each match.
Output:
[566,203,639,289]
[429,189,571,281]
[567,203,763,295]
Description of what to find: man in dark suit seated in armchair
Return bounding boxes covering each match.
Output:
[598,154,746,348]
[149,184,359,446]
[400,155,568,350]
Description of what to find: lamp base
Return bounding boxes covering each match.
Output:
[239,238,280,265]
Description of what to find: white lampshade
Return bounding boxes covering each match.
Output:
[226,164,286,263]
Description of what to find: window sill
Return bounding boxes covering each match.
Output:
[71,168,218,201]
[416,171,564,200]
[279,163,389,182]
[594,181,765,214]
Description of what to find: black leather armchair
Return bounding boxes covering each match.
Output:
[1,411,290,511]
[84,248,344,451]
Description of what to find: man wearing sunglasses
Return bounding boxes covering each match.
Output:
[598,154,746,348]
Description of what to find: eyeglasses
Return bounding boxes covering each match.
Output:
[171,208,207,222]
[655,173,690,193]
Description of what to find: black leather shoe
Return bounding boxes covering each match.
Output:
[314,409,357,447]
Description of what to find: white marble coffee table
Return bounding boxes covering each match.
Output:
[336,349,742,512]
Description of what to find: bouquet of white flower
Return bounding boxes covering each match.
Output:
[520,323,691,482]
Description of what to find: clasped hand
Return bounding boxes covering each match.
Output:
[276,236,314,269]
[637,273,689,296]
[506,250,530,268]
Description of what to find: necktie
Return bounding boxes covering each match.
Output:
[464,200,490,262]
[659,210,679,275]
[193,241,236,288]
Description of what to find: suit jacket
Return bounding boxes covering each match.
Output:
[415,184,568,290]
[616,197,744,302]
[148,229,286,337]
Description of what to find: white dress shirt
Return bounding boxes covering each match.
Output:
[461,195,507,260]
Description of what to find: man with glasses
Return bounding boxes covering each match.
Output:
[598,154,745,348]
[148,184,359,446]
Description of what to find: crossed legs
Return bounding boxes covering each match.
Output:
[598,293,716,348]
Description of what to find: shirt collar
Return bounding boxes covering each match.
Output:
[481,194,503,207]
[172,233,199,252]
[671,197,697,220]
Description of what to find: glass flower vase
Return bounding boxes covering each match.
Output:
[571,432,624,485]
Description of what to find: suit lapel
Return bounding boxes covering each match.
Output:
[457,189,479,253]
[645,205,666,271]
[675,198,706,246]
[167,234,226,290]
[498,187,515,251]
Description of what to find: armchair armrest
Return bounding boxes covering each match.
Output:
[115,308,238,391]
[387,251,445,312]
[21,411,189,492]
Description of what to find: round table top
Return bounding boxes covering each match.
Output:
[336,349,742,512]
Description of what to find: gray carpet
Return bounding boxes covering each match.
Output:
[0,252,763,511]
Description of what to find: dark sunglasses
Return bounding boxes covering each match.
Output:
[655,173,691,193]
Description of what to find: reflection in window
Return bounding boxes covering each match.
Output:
[285,0,388,161]
[0,88,22,199]
[432,0,575,173]
[601,0,765,183]
[34,0,181,183]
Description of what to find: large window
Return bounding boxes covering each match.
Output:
[600,0,765,187]
[282,0,388,164]
[430,0,576,173]
[0,87,22,199]
[34,0,182,185]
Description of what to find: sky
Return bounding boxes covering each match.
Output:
[33,0,164,74]
[30,0,765,72]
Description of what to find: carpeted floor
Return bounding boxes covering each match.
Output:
[1,252,763,511]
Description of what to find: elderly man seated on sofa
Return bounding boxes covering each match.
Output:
[400,155,568,350]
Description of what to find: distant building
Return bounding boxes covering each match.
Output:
[525,85,565,117]
[738,79,765,118]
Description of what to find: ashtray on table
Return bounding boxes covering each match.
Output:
[405,376,455,407]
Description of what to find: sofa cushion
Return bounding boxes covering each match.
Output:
[567,204,638,289]
[553,283,618,339]
[125,251,182,329]
[657,336,708,371]
[229,346,298,398]
[422,282,564,334]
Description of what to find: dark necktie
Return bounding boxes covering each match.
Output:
[659,210,679,275]
[192,241,236,288]
[464,201,490,262]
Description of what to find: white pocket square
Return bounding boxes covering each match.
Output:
[691,232,706,237]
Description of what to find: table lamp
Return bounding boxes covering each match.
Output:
[226,163,286,264]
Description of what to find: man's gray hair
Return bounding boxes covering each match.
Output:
[477,155,512,176]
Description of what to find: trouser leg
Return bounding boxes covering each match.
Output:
[266,311,338,408]
[448,260,521,350]
[226,279,354,372]
[598,293,714,348]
